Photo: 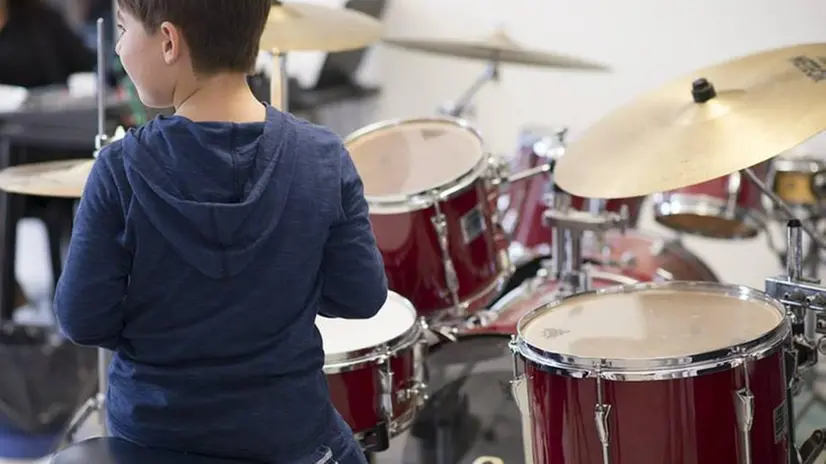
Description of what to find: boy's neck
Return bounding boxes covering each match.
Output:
[173,73,266,124]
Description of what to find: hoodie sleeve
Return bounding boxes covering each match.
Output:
[54,153,130,350]
[318,146,388,319]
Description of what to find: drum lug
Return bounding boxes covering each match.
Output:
[735,359,755,464]
[725,171,743,215]
[376,355,394,422]
[593,374,612,464]
[430,196,461,308]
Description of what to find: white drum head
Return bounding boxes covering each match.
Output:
[521,285,784,360]
[316,291,417,355]
[346,119,484,198]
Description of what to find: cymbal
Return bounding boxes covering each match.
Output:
[553,43,826,199]
[260,2,384,53]
[383,29,610,70]
[0,159,93,198]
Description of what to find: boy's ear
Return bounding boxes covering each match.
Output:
[158,21,183,66]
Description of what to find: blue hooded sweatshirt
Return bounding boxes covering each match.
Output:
[53,106,388,462]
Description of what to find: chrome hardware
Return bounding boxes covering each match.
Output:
[431,193,460,308]
[593,373,612,464]
[735,358,754,464]
[395,381,428,407]
[544,205,629,294]
[377,355,394,421]
[725,171,742,216]
[800,428,826,464]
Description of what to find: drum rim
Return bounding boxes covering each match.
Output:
[652,192,768,239]
[344,116,490,214]
[771,156,826,173]
[489,270,639,316]
[512,281,791,381]
[322,292,423,373]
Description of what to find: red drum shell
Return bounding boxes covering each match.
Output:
[514,282,791,464]
[369,179,509,319]
[653,163,770,239]
[347,118,510,320]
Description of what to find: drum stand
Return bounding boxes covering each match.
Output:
[540,192,630,295]
[57,20,117,448]
[740,167,826,464]
[438,60,499,118]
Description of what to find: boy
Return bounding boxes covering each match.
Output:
[52,1,387,463]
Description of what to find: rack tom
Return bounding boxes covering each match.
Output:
[767,155,826,219]
[511,282,791,463]
[317,291,426,451]
[653,164,769,239]
[505,126,643,255]
[346,118,510,322]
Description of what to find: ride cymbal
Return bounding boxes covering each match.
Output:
[554,43,826,199]
[383,29,610,70]
[260,2,383,53]
[0,160,93,198]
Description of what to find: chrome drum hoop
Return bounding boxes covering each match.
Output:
[345,116,492,215]
[510,281,791,381]
[323,297,425,374]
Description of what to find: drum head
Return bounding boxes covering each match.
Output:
[395,337,525,463]
[316,292,416,356]
[346,119,484,199]
[520,283,786,362]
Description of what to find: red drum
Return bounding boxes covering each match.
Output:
[346,118,511,322]
[318,291,427,451]
[511,282,792,463]
[652,163,770,239]
[462,270,638,338]
[504,126,644,256]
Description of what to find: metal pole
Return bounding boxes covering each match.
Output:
[270,51,289,112]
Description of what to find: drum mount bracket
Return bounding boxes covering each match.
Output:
[543,199,629,294]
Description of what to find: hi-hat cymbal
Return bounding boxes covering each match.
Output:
[383,29,610,70]
[0,159,93,198]
[260,2,384,53]
[554,43,826,199]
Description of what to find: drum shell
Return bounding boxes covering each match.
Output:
[599,231,718,282]
[324,328,424,439]
[653,162,769,239]
[519,345,789,464]
[371,178,509,318]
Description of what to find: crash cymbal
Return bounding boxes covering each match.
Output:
[0,159,93,198]
[260,1,383,53]
[554,43,826,199]
[383,29,610,70]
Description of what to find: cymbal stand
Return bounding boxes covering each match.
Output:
[269,49,289,112]
[58,19,118,448]
[745,163,826,463]
[439,60,500,118]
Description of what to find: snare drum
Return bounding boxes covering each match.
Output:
[346,118,511,321]
[511,282,791,463]
[505,126,644,259]
[317,291,426,451]
[767,155,826,218]
[653,163,769,239]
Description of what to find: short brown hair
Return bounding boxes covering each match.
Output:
[117,0,270,75]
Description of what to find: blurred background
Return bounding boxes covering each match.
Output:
[3,0,826,462]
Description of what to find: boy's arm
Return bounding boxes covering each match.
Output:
[319,147,388,319]
[54,156,130,350]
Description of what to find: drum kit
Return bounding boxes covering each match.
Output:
[7,2,826,464]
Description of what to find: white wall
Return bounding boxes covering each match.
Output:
[354,0,826,289]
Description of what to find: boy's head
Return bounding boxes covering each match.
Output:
[115,0,271,108]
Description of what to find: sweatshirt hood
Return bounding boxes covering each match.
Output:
[122,107,296,279]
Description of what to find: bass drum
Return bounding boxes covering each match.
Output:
[502,229,717,299]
